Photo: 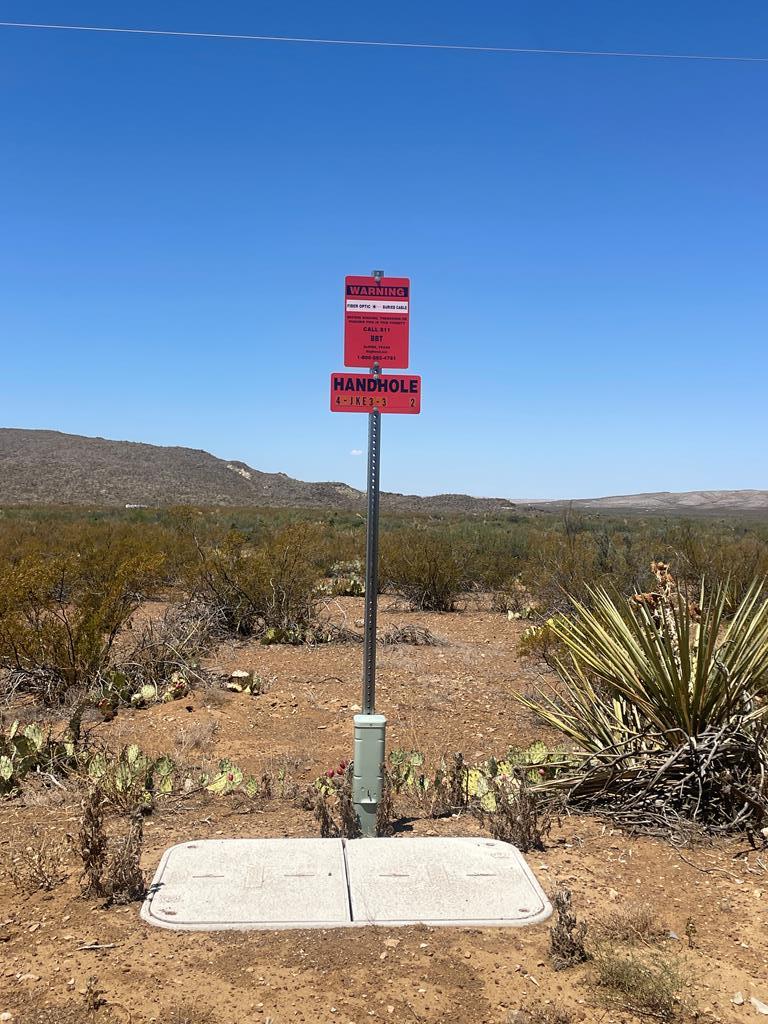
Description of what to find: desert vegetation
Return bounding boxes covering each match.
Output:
[1,503,767,1022]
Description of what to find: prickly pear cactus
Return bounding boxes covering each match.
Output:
[206,759,244,794]
[154,755,176,794]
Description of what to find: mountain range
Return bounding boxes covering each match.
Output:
[1,428,765,516]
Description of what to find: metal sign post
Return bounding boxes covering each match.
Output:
[330,270,418,837]
[350,361,387,838]
[362,363,382,717]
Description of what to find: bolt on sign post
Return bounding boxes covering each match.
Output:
[331,271,418,837]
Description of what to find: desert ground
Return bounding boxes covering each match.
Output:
[1,596,766,1024]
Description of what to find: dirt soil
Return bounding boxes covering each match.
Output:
[1,598,767,1024]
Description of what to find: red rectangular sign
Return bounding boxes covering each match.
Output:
[330,373,421,414]
[344,275,409,369]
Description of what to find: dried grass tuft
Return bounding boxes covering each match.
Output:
[508,1005,574,1024]
[595,902,668,944]
[592,944,687,1021]
[5,826,69,892]
[379,625,446,647]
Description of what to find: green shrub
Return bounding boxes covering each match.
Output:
[0,532,163,703]
[190,523,321,640]
[381,528,466,611]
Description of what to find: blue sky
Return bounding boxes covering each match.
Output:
[1,2,766,499]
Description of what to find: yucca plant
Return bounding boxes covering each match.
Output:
[521,579,768,747]
[518,574,768,835]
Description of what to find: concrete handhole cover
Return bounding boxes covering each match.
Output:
[345,837,551,926]
[142,836,551,930]
[141,838,350,931]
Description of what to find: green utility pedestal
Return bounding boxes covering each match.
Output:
[352,714,386,837]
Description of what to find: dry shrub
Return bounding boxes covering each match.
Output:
[104,811,146,905]
[258,752,306,799]
[116,598,221,692]
[312,789,336,837]
[5,826,70,892]
[595,902,668,944]
[79,787,108,897]
[376,770,395,836]
[473,770,552,852]
[549,887,589,971]
[77,787,146,903]
[83,976,106,1012]
[19,772,72,808]
[592,945,686,1021]
[308,769,361,839]
[445,751,469,809]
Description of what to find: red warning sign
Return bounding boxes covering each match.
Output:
[330,373,421,414]
[344,275,409,369]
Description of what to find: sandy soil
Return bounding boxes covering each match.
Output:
[1,598,766,1024]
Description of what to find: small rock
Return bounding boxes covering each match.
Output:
[732,992,745,1005]
[387,1007,394,1015]
[384,939,399,948]
[1,1012,13,1021]
[751,996,768,1015]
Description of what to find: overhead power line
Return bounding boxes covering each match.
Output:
[0,20,766,63]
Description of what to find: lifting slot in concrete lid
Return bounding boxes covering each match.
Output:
[141,837,551,931]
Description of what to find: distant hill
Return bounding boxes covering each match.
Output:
[0,428,513,514]
[0,428,765,516]
[543,490,768,514]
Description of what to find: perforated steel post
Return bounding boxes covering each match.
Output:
[362,369,381,715]
[352,355,386,837]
